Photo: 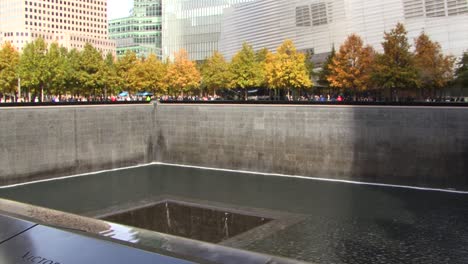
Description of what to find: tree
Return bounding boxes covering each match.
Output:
[414,32,454,97]
[454,52,468,89]
[372,23,419,100]
[318,45,336,88]
[264,40,312,99]
[201,51,231,96]
[327,34,374,95]
[78,43,104,97]
[45,43,68,96]
[229,42,264,99]
[128,57,146,92]
[116,51,138,93]
[64,48,82,96]
[144,54,167,95]
[129,53,167,95]
[0,42,20,98]
[255,47,270,63]
[99,52,119,97]
[18,38,49,101]
[165,49,201,97]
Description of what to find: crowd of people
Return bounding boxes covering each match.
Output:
[0,94,153,103]
[0,93,467,104]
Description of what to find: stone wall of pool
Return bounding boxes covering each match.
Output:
[1,104,467,190]
[0,105,155,185]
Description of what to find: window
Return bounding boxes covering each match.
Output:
[296,6,311,27]
[311,2,328,26]
[425,0,446,17]
[403,0,468,18]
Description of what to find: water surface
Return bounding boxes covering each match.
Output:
[1,164,467,263]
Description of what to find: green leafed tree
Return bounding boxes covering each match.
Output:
[372,23,419,100]
[201,51,231,96]
[116,50,138,93]
[454,52,468,89]
[327,34,375,95]
[64,48,83,96]
[318,45,336,88]
[165,49,201,97]
[99,52,119,97]
[78,43,104,97]
[46,42,68,96]
[264,39,312,99]
[229,42,264,99]
[0,42,20,98]
[414,32,455,97]
[18,37,49,101]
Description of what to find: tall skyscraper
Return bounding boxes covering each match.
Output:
[108,0,162,58]
[0,0,115,54]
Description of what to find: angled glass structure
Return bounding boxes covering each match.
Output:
[109,0,162,58]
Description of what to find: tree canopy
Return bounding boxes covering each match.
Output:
[0,42,20,96]
[18,38,49,100]
[372,23,419,93]
[454,52,468,88]
[264,40,312,97]
[327,34,374,93]
[201,51,231,96]
[414,32,454,94]
[165,49,201,96]
[229,42,264,98]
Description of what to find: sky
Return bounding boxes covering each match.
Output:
[108,0,133,20]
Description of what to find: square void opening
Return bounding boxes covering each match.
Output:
[101,201,272,244]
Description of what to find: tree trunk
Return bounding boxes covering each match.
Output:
[41,85,44,102]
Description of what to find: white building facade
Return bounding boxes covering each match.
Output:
[220,0,468,60]
[163,0,468,62]
[0,0,115,54]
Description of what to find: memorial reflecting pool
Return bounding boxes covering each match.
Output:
[1,164,467,263]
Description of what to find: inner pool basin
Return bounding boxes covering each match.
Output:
[0,163,467,264]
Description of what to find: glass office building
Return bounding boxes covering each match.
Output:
[162,0,255,61]
[163,0,468,62]
[109,0,162,58]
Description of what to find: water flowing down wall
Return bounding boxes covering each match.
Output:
[155,104,468,190]
[1,104,467,190]
[0,105,155,185]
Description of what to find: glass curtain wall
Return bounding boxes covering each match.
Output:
[109,0,163,58]
[162,0,255,61]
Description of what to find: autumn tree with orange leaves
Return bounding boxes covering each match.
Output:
[414,32,454,97]
[165,49,201,97]
[327,34,375,94]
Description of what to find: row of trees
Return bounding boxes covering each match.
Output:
[320,23,466,99]
[0,23,467,101]
[0,37,311,100]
